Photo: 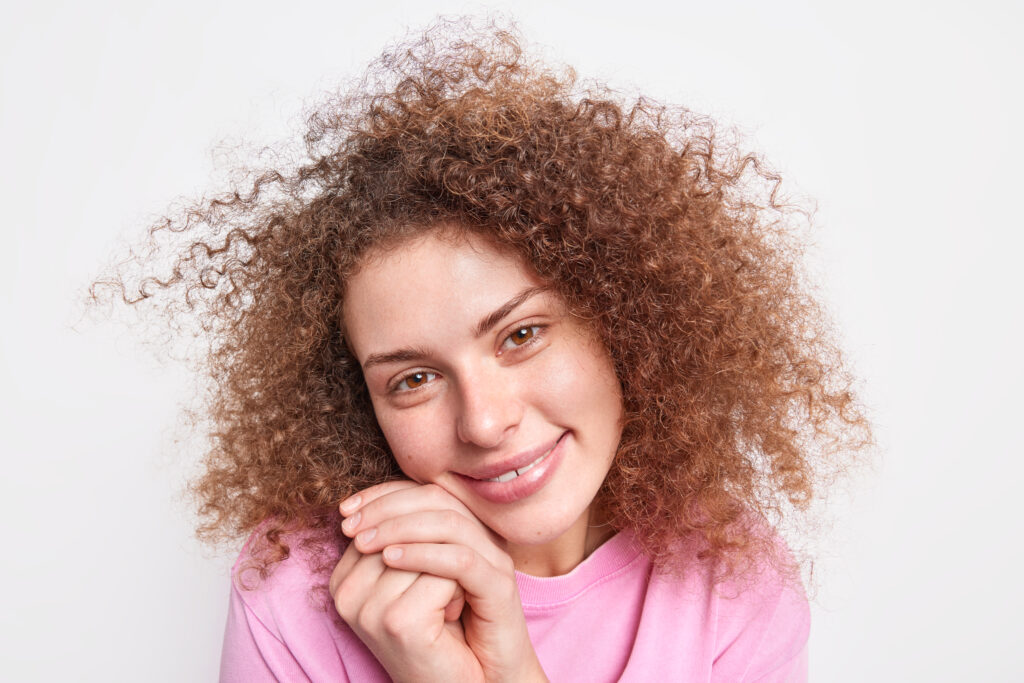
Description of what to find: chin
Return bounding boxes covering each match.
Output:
[486,508,585,548]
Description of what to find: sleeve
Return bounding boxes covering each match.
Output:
[217,531,391,682]
[219,579,322,683]
[711,569,811,683]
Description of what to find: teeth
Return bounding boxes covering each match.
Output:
[485,446,553,483]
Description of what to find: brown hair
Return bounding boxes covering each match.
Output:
[94,19,870,584]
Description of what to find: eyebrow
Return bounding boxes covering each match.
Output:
[360,285,549,371]
[361,346,433,371]
[474,285,549,337]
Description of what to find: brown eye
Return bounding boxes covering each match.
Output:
[511,327,534,345]
[503,325,540,350]
[397,371,436,391]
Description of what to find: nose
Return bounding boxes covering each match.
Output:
[454,365,523,448]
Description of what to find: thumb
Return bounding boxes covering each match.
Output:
[444,584,466,622]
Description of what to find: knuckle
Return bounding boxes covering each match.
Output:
[455,546,476,572]
[422,483,443,500]
[373,517,394,537]
[381,605,412,641]
[441,508,462,530]
[333,584,357,620]
[424,483,453,506]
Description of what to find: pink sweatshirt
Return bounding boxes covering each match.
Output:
[220,531,809,681]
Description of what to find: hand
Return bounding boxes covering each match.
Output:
[330,532,477,681]
[329,480,548,683]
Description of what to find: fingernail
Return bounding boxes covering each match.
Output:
[356,527,377,545]
[383,546,403,561]
[340,495,361,515]
[341,512,361,534]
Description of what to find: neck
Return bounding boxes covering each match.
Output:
[505,505,614,577]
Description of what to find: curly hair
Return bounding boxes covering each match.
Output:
[94,18,870,586]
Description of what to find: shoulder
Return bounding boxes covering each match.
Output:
[708,557,810,680]
[221,527,389,682]
[229,526,339,634]
[695,534,810,682]
[641,533,810,682]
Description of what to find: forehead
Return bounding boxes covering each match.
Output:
[342,231,545,359]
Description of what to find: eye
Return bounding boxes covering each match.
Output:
[395,371,437,392]
[502,325,541,350]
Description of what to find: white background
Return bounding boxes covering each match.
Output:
[2,1,1021,680]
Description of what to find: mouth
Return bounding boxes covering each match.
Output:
[456,432,569,504]
[483,441,558,483]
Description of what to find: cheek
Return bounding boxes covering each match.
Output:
[375,406,451,480]
[539,345,622,423]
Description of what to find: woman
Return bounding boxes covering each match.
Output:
[99,20,869,682]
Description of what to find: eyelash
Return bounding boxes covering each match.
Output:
[499,324,544,352]
[393,371,438,392]
[389,324,547,393]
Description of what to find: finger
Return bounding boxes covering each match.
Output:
[381,543,517,611]
[329,540,367,594]
[353,508,506,569]
[355,566,422,631]
[381,573,462,640]
[342,483,481,538]
[444,584,467,623]
[336,550,463,622]
[338,480,420,517]
[331,551,389,621]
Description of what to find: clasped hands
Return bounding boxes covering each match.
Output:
[329,480,548,683]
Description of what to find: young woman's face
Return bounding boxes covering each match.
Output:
[343,230,623,549]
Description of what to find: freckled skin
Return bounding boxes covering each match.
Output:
[343,230,624,575]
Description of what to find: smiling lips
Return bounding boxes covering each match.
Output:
[484,443,556,482]
[457,432,569,504]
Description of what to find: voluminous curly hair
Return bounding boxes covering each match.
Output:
[95,18,870,585]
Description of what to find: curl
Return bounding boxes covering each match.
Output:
[94,16,871,587]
